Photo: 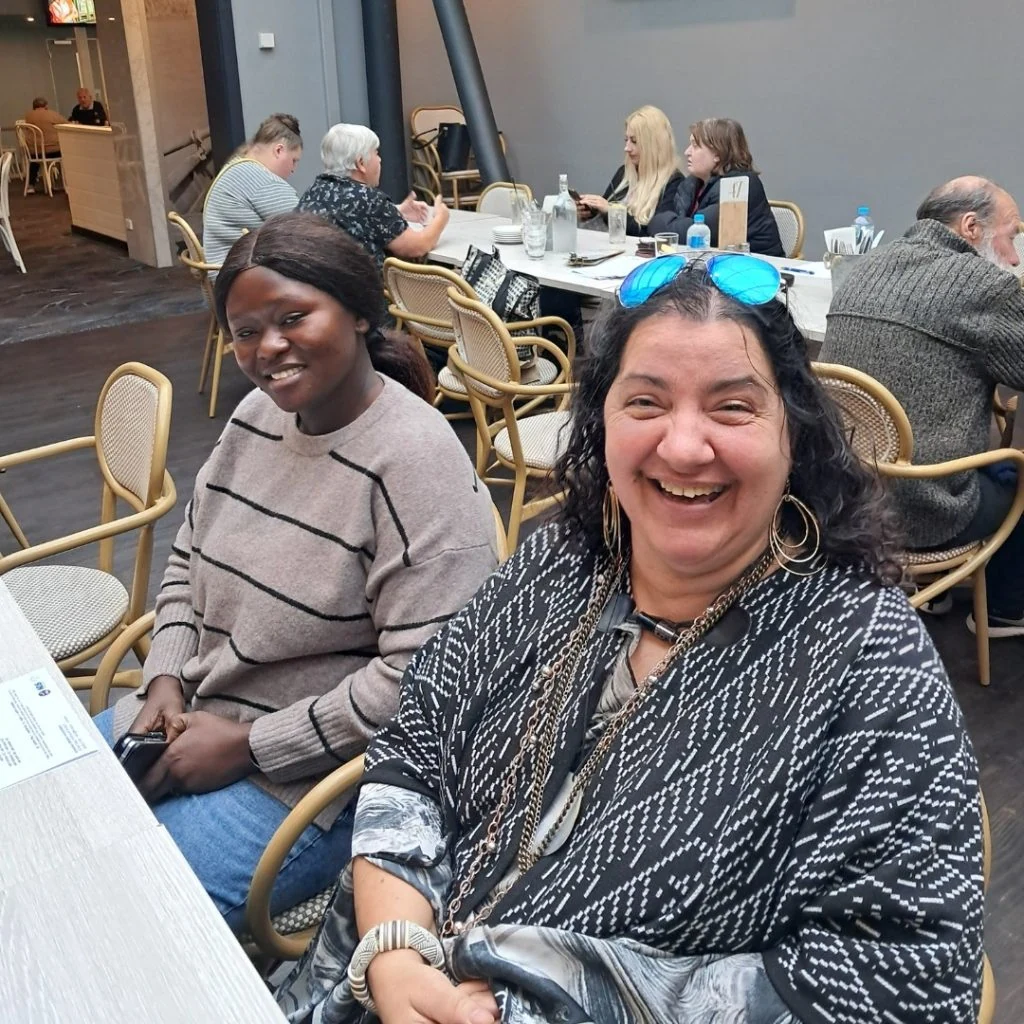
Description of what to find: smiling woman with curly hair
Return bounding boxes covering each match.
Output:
[278,258,982,1024]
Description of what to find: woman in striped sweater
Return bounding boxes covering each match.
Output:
[94,212,499,930]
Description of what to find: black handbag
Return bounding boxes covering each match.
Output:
[461,245,540,365]
[436,122,472,172]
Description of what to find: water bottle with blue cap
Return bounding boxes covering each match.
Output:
[686,214,711,250]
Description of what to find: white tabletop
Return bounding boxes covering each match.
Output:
[431,210,831,342]
[0,580,286,1023]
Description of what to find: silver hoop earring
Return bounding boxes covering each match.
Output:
[602,485,622,557]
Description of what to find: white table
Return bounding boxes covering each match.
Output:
[0,581,286,1023]
[431,209,831,342]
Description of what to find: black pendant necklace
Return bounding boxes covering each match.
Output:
[631,610,694,644]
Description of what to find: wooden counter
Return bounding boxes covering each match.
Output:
[55,123,126,243]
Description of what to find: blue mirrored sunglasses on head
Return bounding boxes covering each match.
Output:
[617,252,783,309]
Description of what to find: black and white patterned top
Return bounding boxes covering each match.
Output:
[278,524,984,1024]
[298,173,406,269]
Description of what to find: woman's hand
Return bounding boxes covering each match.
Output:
[138,711,254,803]
[369,950,499,1024]
[128,675,186,737]
[399,191,431,224]
[579,194,609,215]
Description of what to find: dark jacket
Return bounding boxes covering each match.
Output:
[597,165,684,237]
[649,171,784,256]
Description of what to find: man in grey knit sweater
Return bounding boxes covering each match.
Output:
[821,176,1024,635]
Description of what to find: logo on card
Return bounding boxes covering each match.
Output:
[34,681,50,697]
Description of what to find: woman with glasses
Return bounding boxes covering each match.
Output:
[277,256,983,1024]
[578,105,684,237]
[650,117,785,256]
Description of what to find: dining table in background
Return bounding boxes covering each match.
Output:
[428,209,832,343]
[0,579,286,1024]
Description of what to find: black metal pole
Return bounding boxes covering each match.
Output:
[194,0,246,170]
[361,0,409,201]
[431,0,509,185]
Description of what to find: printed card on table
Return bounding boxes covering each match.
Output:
[0,669,98,790]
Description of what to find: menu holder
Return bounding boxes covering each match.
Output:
[717,176,749,250]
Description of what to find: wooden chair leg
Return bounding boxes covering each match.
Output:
[506,471,527,552]
[198,313,217,394]
[973,571,991,687]
[209,331,226,418]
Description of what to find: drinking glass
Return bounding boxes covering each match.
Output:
[608,203,627,245]
[654,232,679,255]
[523,219,548,259]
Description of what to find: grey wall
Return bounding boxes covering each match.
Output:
[228,0,337,195]
[396,0,1024,257]
[0,20,93,131]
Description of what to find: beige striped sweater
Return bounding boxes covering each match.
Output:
[112,378,498,827]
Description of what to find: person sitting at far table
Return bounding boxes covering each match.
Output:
[68,88,108,127]
[22,96,64,193]
[578,104,684,236]
[277,254,982,1024]
[298,123,449,269]
[93,211,498,932]
[650,117,784,256]
[821,175,1024,635]
[203,112,303,271]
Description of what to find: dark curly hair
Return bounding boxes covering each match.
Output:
[555,267,903,585]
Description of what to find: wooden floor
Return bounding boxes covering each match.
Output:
[0,190,203,344]
[2,317,1022,1022]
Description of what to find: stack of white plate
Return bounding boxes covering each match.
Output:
[492,224,523,245]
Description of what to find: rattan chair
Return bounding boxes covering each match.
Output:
[448,288,574,550]
[15,120,61,197]
[813,362,1024,686]
[0,151,26,273]
[0,363,176,696]
[382,258,576,461]
[769,200,805,259]
[167,212,231,418]
[477,181,533,219]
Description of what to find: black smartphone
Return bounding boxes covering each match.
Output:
[568,188,583,203]
[113,730,168,782]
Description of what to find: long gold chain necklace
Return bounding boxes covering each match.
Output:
[440,548,775,938]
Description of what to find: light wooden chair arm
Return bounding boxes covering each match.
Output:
[387,304,452,331]
[505,315,577,364]
[246,754,366,960]
[449,349,575,402]
[88,610,156,715]
[882,448,1024,605]
[0,473,176,573]
[179,252,222,275]
[0,435,95,471]
[513,334,574,382]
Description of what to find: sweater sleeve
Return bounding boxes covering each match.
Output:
[761,593,983,1023]
[969,273,1024,388]
[140,495,200,695]
[248,493,497,783]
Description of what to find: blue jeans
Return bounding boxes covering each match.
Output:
[94,708,354,932]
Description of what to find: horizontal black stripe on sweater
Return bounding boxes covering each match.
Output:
[328,451,411,567]
[153,619,198,639]
[191,545,374,623]
[378,613,452,634]
[193,692,279,714]
[159,579,190,591]
[202,621,378,666]
[349,690,382,731]
[229,417,283,441]
[172,543,189,560]
[308,696,347,762]
[204,483,374,559]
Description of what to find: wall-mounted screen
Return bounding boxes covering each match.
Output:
[46,0,97,26]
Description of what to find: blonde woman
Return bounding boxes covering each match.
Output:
[579,105,683,236]
[649,117,784,256]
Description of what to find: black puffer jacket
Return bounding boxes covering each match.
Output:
[648,171,784,256]
[595,165,684,237]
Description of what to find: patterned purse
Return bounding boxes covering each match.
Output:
[461,245,540,366]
